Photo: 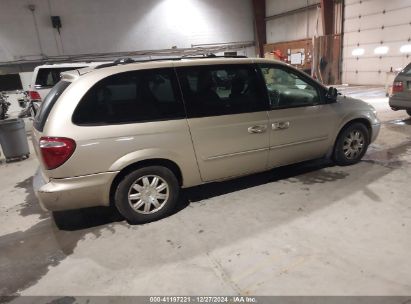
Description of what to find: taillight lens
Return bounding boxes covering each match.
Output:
[39,137,76,170]
[29,91,42,101]
[392,81,403,93]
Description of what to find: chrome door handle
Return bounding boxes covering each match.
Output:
[272,121,290,130]
[248,125,267,134]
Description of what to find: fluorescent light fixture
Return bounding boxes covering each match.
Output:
[400,44,411,53]
[374,46,389,55]
[352,48,365,56]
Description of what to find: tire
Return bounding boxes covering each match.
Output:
[114,166,179,224]
[333,122,370,166]
[406,109,411,116]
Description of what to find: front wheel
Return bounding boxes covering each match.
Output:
[333,122,370,166]
[114,166,179,224]
[406,109,411,116]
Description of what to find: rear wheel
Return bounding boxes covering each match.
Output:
[333,122,370,166]
[406,109,411,116]
[114,166,179,224]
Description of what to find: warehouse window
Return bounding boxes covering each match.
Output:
[177,65,266,118]
[72,69,185,125]
[259,65,320,109]
[0,74,23,91]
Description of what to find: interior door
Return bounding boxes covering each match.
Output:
[176,64,270,182]
[258,64,338,168]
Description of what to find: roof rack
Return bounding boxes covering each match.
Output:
[94,54,248,69]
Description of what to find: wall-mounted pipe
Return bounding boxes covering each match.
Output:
[28,4,45,59]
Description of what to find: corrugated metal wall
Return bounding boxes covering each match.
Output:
[266,0,323,44]
[343,0,411,85]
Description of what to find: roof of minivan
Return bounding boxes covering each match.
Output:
[35,62,110,69]
[60,57,327,90]
[61,58,289,82]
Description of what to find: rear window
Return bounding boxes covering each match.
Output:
[34,81,71,131]
[35,67,85,88]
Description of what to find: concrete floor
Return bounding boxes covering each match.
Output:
[1,87,411,300]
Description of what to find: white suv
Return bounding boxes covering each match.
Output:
[29,62,107,102]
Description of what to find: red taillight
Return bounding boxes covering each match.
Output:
[39,137,76,170]
[29,91,42,101]
[392,81,403,93]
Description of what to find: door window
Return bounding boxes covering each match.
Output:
[177,65,266,118]
[72,69,185,125]
[259,65,320,109]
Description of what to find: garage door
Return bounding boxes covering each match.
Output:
[343,0,411,85]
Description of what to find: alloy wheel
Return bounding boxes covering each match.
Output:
[343,130,365,160]
[127,175,169,214]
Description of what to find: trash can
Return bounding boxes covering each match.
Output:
[0,118,30,161]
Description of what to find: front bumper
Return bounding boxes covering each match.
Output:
[33,169,118,211]
[371,123,381,143]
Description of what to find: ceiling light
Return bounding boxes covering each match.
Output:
[400,44,411,53]
[352,48,365,56]
[374,46,389,55]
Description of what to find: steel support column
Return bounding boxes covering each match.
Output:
[252,0,266,58]
[321,0,335,35]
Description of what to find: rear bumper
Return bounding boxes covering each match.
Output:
[33,169,118,211]
[389,97,411,110]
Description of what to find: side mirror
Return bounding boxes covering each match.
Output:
[326,87,338,102]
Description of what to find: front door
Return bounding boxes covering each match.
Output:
[258,64,337,168]
[176,64,270,182]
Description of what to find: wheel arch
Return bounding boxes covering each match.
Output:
[109,158,183,206]
[328,117,372,158]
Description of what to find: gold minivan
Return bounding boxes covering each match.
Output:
[32,57,380,223]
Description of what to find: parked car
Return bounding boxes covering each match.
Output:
[389,62,411,116]
[32,57,380,224]
[28,62,107,103]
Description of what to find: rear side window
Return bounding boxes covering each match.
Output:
[35,67,85,88]
[176,64,266,118]
[34,81,71,131]
[72,69,185,125]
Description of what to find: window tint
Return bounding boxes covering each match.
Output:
[72,69,185,125]
[404,63,411,75]
[259,65,320,109]
[35,67,85,88]
[34,81,71,131]
[177,65,266,118]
